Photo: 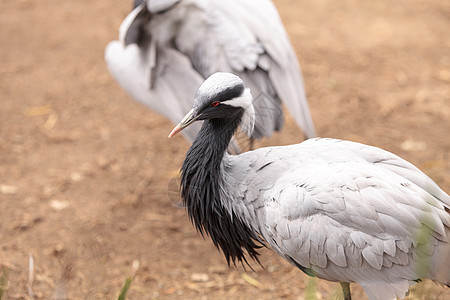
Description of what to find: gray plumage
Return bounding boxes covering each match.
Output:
[170,72,450,300]
[105,0,316,144]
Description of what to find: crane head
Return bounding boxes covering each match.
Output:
[169,72,255,138]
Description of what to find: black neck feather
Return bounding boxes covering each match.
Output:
[180,112,262,266]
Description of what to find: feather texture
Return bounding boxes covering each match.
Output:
[222,138,449,299]
[105,0,316,144]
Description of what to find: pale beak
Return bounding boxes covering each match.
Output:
[168,109,200,138]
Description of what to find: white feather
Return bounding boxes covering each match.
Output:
[224,137,450,300]
[105,0,316,145]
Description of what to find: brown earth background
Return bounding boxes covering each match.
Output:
[1,0,449,299]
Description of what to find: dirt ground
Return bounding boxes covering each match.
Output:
[0,0,449,299]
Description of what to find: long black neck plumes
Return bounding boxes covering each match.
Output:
[180,111,262,266]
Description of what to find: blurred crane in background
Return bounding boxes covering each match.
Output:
[105,0,316,149]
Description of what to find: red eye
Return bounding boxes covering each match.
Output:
[211,101,220,107]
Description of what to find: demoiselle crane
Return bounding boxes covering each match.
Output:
[105,0,316,147]
[169,72,450,300]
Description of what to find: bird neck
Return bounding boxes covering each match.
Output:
[180,113,262,266]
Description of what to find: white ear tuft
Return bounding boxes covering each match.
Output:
[223,88,255,137]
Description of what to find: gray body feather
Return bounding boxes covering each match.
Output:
[222,138,449,300]
[105,0,316,142]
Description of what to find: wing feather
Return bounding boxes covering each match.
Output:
[232,138,449,288]
[107,0,316,141]
[211,0,317,138]
[105,41,203,141]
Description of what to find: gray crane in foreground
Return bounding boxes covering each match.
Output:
[168,72,450,300]
[105,0,316,147]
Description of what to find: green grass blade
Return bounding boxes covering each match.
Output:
[0,267,9,300]
[117,277,133,300]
